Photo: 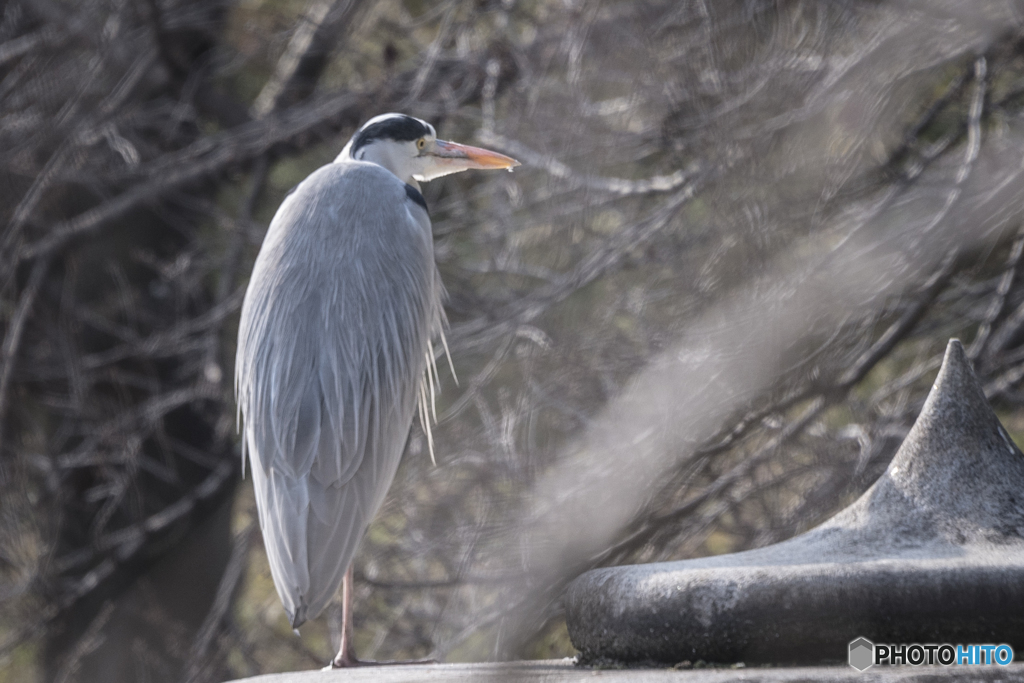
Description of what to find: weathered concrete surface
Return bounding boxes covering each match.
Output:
[228,659,1024,682]
[564,339,1024,665]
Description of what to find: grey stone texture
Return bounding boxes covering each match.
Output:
[564,339,1024,665]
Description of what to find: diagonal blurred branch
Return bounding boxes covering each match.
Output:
[183,523,255,683]
[52,601,115,683]
[0,257,50,468]
[251,0,367,118]
[404,0,459,104]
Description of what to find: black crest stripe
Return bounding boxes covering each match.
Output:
[351,115,431,157]
[405,184,428,212]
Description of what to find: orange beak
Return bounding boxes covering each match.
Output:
[433,139,521,171]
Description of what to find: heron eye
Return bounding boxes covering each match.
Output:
[416,138,426,150]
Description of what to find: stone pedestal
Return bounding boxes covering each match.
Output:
[227,659,1024,682]
[564,340,1024,665]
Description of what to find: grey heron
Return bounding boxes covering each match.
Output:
[235,113,519,667]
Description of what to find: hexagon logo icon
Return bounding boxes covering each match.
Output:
[849,637,874,671]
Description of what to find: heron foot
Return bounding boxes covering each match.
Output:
[325,567,437,669]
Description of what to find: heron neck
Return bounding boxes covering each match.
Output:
[351,143,416,186]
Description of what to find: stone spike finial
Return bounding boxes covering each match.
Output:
[564,339,1024,666]
[894,338,1015,474]
[853,338,1024,543]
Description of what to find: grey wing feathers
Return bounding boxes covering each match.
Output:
[235,161,440,626]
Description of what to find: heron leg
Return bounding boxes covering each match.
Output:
[330,565,362,667]
[329,566,437,668]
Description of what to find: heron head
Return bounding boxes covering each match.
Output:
[338,113,519,186]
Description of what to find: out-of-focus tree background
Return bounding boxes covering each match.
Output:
[3,0,1024,680]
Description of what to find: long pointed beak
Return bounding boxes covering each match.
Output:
[433,139,520,171]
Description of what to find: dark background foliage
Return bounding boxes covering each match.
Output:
[2,0,1024,680]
